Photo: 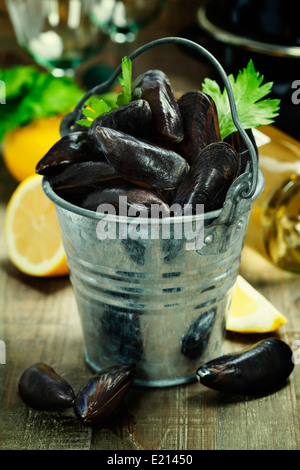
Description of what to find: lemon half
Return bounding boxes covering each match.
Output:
[5,174,68,277]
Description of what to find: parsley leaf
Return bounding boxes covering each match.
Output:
[78,96,113,127]
[0,65,84,142]
[202,59,280,140]
[116,56,132,107]
[77,56,132,127]
[1,65,37,99]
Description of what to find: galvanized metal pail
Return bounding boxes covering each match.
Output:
[42,37,264,387]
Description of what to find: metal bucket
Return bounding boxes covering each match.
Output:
[42,37,264,387]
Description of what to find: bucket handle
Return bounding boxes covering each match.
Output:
[60,36,258,200]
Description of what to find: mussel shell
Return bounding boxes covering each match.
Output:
[225,128,258,175]
[196,338,295,395]
[18,363,75,411]
[92,126,189,190]
[132,69,184,143]
[55,185,98,207]
[55,178,126,207]
[82,182,170,217]
[177,91,221,164]
[74,364,136,425]
[88,99,153,142]
[174,141,239,213]
[155,187,177,206]
[49,160,119,190]
[35,131,105,176]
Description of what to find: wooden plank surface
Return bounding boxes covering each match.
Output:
[1,0,300,451]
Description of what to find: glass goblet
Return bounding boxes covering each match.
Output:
[6,0,106,77]
[88,0,168,44]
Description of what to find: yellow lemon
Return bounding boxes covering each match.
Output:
[5,174,69,277]
[226,275,287,333]
[2,115,62,182]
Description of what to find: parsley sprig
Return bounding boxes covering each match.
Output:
[76,57,132,128]
[202,60,280,140]
[0,65,83,142]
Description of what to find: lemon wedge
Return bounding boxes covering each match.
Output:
[226,275,287,333]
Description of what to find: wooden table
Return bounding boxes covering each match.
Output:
[1,0,300,452]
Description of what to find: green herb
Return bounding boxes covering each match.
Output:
[77,56,132,128]
[202,59,280,140]
[2,65,37,100]
[76,96,113,128]
[116,56,132,107]
[0,65,84,142]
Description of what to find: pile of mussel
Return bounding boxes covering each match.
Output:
[36,69,255,216]
[18,338,294,426]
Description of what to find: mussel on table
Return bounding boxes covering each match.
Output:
[18,363,75,411]
[74,364,136,425]
[177,91,221,165]
[90,126,189,190]
[173,141,240,214]
[196,338,294,396]
[132,69,184,143]
[35,131,105,176]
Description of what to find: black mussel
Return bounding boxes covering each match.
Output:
[74,364,136,425]
[82,182,170,217]
[18,363,75,411]
[36,131,105,176]
[225,128,258,175]
[181,308,217,360]
[173,141,239,214]
[88,99,153,143]
[132,69,184,143]
[196,338,294,396]
[177,91,221,165]
[55,185,99,207]
[49,161,119,190]
[156,187,177,206]
[56,178,130,208]
[92,126,189,190]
